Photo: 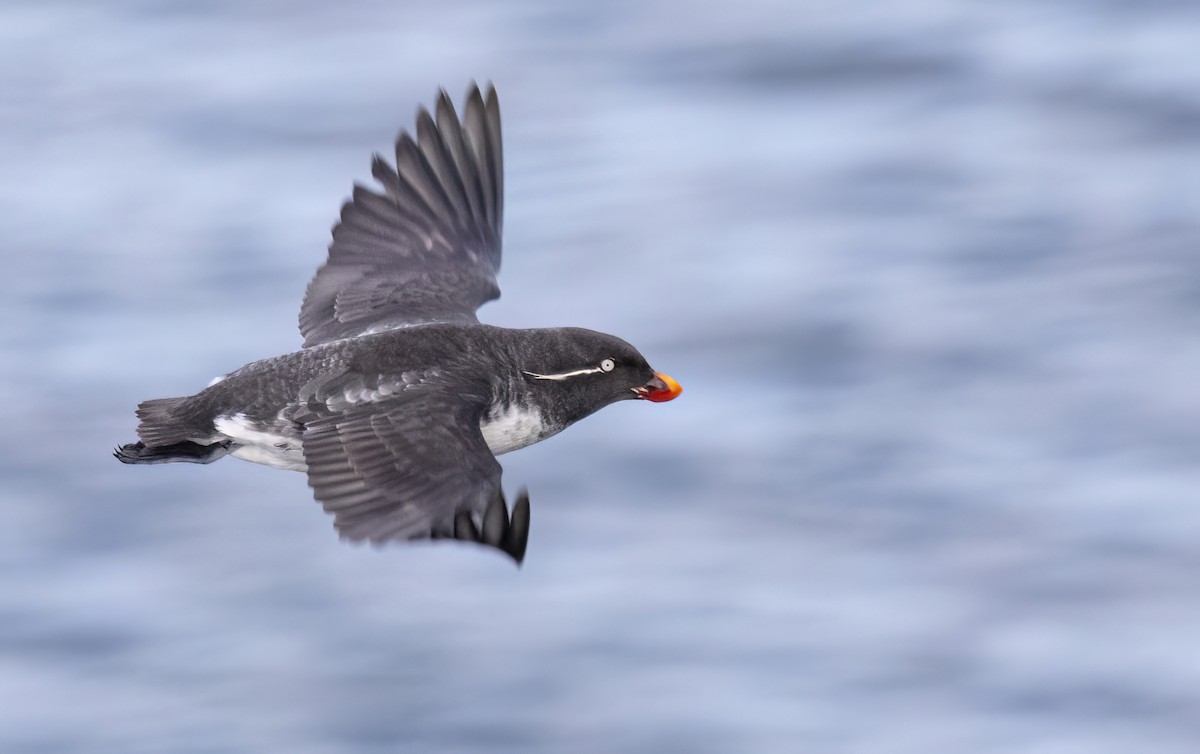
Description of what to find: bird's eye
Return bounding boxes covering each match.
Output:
[600,358,615,372]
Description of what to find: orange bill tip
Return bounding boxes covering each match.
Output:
[646,371,682,402]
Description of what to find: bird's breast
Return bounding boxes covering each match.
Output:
[479,402,558,455]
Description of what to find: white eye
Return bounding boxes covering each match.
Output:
[600,358,615,372]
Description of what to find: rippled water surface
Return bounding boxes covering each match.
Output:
[3,1,1200,752]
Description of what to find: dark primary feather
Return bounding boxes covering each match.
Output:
[299,83,503,347]
[452,489,530,564]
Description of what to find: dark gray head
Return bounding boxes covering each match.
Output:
[515,327,681,424]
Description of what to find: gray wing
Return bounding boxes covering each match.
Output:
[299,83,503,348]
[297,380,528,562]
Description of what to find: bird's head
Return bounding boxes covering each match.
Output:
[517,328,681,421]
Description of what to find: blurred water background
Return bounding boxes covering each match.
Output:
[3,1,1200,752]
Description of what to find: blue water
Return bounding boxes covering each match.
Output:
[3,1,1200,751]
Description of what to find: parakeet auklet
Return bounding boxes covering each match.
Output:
[115,83,681,564]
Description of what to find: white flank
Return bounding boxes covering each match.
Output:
[480,404,549,455]
[214,414,307,472]
[207,374,227,387]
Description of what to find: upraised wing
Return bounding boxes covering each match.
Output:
[299,83,503,347]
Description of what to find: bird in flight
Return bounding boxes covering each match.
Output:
[115,83,681,564]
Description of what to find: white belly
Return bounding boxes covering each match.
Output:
[480,404,552,455]
[215,404,553,471]
[213,414,307,472]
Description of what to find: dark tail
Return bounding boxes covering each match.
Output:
[134,396,193,446]
[114,396,229,465]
